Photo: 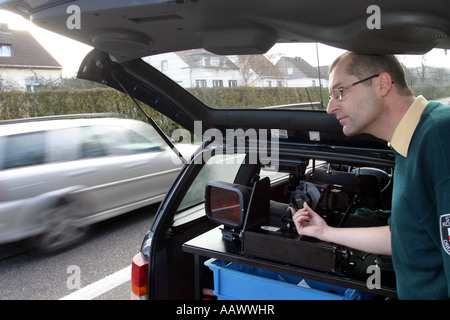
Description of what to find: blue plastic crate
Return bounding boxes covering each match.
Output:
[204,258,361,300]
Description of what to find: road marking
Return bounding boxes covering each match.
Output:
[59,265,131,300]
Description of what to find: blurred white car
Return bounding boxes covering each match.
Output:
[0,114,197,250]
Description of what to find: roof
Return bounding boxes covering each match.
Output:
[236,54,284,78]
[276,56,328,79]
[0,24,62,69]
[175,49,285,78]
[176,49,240,70]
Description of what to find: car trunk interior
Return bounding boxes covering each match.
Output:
[151,145,396,299]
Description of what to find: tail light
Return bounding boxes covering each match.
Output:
[131,253,148,300]
[205,182,250,229]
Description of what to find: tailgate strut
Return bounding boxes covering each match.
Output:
[114,76,188,165]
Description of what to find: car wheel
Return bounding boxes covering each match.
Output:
[33,199,89,252]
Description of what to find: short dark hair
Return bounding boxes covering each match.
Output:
[330,52,413,96]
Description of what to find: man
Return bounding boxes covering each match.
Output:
[291,52,450,299]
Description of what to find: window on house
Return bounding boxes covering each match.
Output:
[161,60,168,71]
[0,44,12,57]
[201,57,210,67]
[213,80,223,87]
[228,80,237,87]
[287,67,293,75]
[195,79,207,87]
[26,78,44,92]
[210,57,220,67]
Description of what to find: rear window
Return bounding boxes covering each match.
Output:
[143,44,450,110]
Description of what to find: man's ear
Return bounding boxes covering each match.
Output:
[378,72,394,96]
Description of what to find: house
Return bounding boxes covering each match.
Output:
[275,56,328,87]
[144,49,328,89]
[0,24,62,92]
[145,49,287,88]
[144,49,242,88]
[229,54,286,87]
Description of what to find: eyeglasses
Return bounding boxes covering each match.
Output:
[329,74,379,101]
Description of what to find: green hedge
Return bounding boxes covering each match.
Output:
[1,85,448,136]
[0,88,181,135]
[0,88,140,118]
[411,84,450,101]
[0,86,329,136]
[187,86,329,109]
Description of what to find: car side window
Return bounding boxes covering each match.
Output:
[80,126,108,158]
[47,127,80,162]
[123,128,163,154]
[92,124,164,156]
[3,131,46,169]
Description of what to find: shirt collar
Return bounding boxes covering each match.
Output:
[389,95,428,157]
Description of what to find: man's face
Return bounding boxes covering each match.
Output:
[327,57,382,137]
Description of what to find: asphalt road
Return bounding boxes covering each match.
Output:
[0,203,158,300]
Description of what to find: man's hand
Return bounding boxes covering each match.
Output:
[291,202,392,255]
[290,202,328,240]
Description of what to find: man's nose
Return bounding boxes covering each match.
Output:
[327,97,339,114]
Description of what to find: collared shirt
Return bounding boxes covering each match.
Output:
[389,98,450,299]
[389,95,428,157]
